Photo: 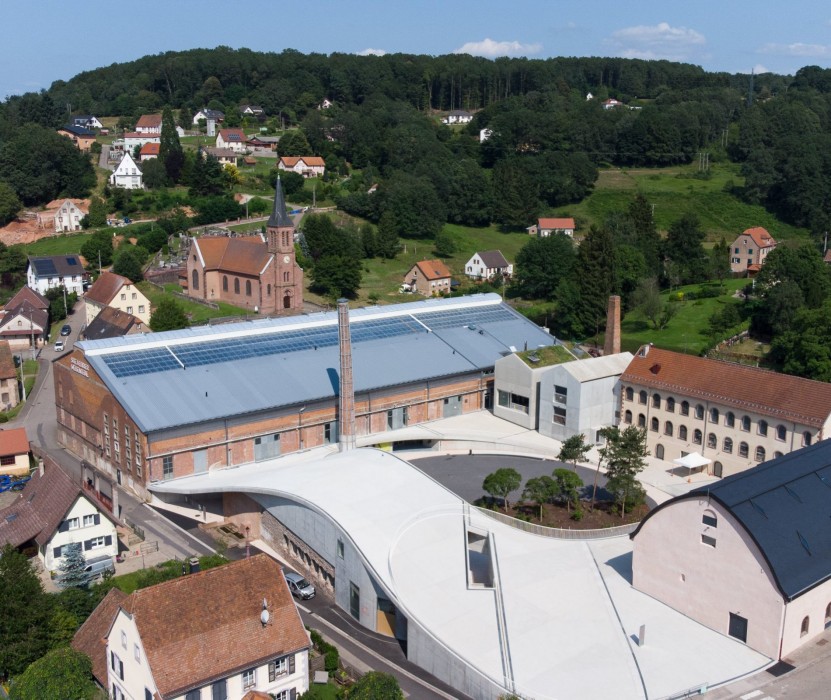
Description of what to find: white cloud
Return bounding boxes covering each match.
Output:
[607,22,706,62]
[759,42,831,58]
[358,48,387,56]
[453,38,542,58]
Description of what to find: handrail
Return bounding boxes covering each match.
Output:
[489,532,516,694]
[475,506,639,540]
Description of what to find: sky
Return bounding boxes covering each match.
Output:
[2,0,829,100]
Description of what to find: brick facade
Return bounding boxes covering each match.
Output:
[261,510,335,595]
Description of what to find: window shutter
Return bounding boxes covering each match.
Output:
[290,688,296,700]
[59,520,69,532]
[53,546,62,558]
[105,535,113,546]
[288,654,295,674]
[94,514,101,525]
[268,661,275,682]
[84,539,92,551]
[119,658,124,680]
[111,651,116,671]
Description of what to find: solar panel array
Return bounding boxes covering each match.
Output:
[34,259,57,276]
[100,304,518,379]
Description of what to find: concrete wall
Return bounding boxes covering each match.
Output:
[633,497,785,658]
[539,369,621,442]
[780,579,831,657]
[493,354,538,430]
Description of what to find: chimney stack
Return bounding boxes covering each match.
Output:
[604,295,621,356]
[337,299,356,451]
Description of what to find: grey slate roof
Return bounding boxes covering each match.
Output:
[266,177,293,228]
[634,440,831,600]
[60,124,95,137]
[77,294,554,435]
[476,250,510,269]
[28,254,84,278]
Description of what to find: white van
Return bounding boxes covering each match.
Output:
[83,555,115,580]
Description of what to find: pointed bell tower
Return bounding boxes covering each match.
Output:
[266,176,303,314]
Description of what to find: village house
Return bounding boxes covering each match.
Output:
[602,98,624,109]
[0,456,118,574]
[0,341,20,413]
[73,115,104,130]
[85,271,152,326]
[240,104,265,117]
[619,344,831,478]
[527,217,576,237]
[138,143,159,161]
[403,259,453,296]
[193,108,225,124]
[82,307,145,342]
[134,114,162,134]
[277,156,325,178]
[73,555,310,700]
[632,440,831,660]
[442,110,473,124]
[0,286,49,352]
[204,146,239,166]
[730,226,777,275]
[216,128,248,153]
[27,254,86,296]
[36,199,90,233]
[464,250,512,281]
[57,125,96,151]
[109,152,143,190]
[0,427,30,477]
[121,132,160,154]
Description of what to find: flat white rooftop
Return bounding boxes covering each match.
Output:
[153,447,769,700]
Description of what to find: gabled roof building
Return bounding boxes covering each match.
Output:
[632,440,831,659]
[27,254,86,296]
[620,345,831,477]
[730,226,777,275]
[403,259,453,296]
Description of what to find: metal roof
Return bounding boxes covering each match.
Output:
[635,440,831,600]
[78,294,553,434]
[266,177,293,228]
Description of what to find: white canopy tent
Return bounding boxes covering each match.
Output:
[673,451,711,474]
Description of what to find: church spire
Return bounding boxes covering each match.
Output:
[267,175,294,228]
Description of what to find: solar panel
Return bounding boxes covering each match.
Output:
[99,303,514,379]
[66,258,78,266]
[35,259,57,276]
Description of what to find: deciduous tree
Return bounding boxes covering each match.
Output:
[150,297,189,332]
[9,647,96,700]
[482,468,522,512]
[522,475,559,520]
[553,468,583,512]
[557,434,591,468]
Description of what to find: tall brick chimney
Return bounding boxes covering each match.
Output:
[604,295,621,356]
[337,299,356,451]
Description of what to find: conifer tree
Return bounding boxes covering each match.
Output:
[160,106,184,183]
[57,542,93,590]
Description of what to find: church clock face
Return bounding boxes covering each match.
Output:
[283,255,290,263]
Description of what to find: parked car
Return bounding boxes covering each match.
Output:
[60,324,71,336]
[54,340,65,352]
[284,571,315,600]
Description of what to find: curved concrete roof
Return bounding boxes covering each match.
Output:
[152,448,769,699]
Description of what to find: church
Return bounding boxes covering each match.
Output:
[184,178,304,314]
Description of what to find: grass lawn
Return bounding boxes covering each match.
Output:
[20,232,91,256]
[620,278,748,355]
[550,162,809,243]
[298,682,340,699]
[138,281,251,323]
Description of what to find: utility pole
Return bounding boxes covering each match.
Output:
[18,355,26,402]
[62,285,68,317]
[98,250,102,275]
[29,311,35,360]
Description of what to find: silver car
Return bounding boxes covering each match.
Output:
[284,571,315,600]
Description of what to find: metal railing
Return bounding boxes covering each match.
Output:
[474,506,639,540]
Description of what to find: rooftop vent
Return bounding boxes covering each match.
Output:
[528,354,540,364]
[649,363,661,375]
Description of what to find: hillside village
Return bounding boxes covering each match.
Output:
[2,47,831,700]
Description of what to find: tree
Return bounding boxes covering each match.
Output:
[375,211,401,259]
[570,225,616,339]
[0,544,54,676]
[0,181,22,225]
[628,193,661,276]
[557,433,591,469]
[150,297,189,331]
[600,426,649,516]
[9,647,96,700]
[81,230,114,269]
[514,235,575,300]
[159,105,184,183]
[491,158,539,230]
[553,468,583,512]
[189,154,228,197]
[433,229,456,257]
[347,671,404,700]
[56,542,94,590]
[271,170,305,197]
[112,246,145,283]
[664,212,707,284]
[45,287,73,322]
[360,223,378,259]
[309,255,362,300]
[278,130,311,156]
[632,277,676,330]
[378,173,445,240]
[482,468,522,512]
[522,476,559,520]
[141,158,168,190]
[84,196,108,229]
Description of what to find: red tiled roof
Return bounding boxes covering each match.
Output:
[121,555,309,698]
[0,427,28,457]
[136,114,162,128]
[414,259,452,280]
[72,588,128,687]
[538,217,575,230]
[140,143,160,155]
[4,286,48,311]
[194,236,272,276]
[85,271,131,306]
[218,128,246,142]
[280,156,325,167]
[741,226,776,248]
[621,346,831,427]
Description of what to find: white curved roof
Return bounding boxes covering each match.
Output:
[152,448,769,699]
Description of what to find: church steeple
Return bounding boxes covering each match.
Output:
[267,176,294,228]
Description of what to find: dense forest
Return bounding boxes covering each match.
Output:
[2,49,831,376]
